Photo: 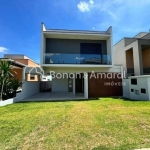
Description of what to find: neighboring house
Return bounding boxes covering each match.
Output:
[4,54,39,82]
[113,32,150,77]
[40,23,123,98]
[114,31,150,101]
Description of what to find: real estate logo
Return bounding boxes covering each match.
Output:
[23,66,44,80]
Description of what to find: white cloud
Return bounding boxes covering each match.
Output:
[77,1,89,12]
[0,47,8,53]
[76,0,150,44]
[89,0,94,4]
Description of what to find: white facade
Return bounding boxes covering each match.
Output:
[123,76,150,100]
[40,23,123,99]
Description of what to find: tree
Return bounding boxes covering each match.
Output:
[0,60,14,101]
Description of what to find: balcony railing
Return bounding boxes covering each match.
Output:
[44,53,112,65]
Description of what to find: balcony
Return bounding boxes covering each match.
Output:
[44,53,112,65]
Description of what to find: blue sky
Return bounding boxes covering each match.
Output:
[0,0,150,63]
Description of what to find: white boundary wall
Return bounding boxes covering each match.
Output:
[123,79,130,99]
[0,81,40,107]
[122,76,150,101]
[129,76,150,100]
[14,81,40,102]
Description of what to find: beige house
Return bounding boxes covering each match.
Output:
[113,32,150,77]
[4,54,39,81]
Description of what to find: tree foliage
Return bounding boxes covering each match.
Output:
[0,60,22,101]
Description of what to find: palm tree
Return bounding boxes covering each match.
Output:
[0,60,13,101]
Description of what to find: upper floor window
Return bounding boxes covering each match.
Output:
[80,43,102,54]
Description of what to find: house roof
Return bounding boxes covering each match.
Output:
[4,54,35,62]
[0,58,26,68]
[42,23,112,35]
[114,32,150,46]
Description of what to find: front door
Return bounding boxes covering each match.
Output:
[75,74,84,93]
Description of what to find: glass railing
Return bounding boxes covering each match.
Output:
[44,53,112,65]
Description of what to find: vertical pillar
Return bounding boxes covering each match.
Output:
[133,41,143,75]
[84,73,88,99]
[73,77,75,95]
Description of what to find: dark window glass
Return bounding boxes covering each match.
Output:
[80,43,102,64]
[80,43,101,54]
[131,89,134,92]
[131,79,137,85]
[30,75,35,80]
[141,89,146,94]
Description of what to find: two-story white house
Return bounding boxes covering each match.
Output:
[40,23,123,99]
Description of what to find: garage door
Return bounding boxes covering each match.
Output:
[88,73,123,97]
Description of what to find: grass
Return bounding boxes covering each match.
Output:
[0,98,150,150]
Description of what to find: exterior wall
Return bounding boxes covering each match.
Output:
[14,81,40,102]
[88,73,122,97]
[11,68,23,81]
[114,37,150,77]
[113,39,126,71]
[114,40,141,76]
[106,37,112,64]
[45,39,107,54]
[52,77,68,92]
[142,48,150,68]
[41,31,46,64]
[126,49,134,68]
[122,79,130,98]
[0,81,40,106]
[43,65,122,98]
[147,78,150,99]
[43,66,122,74]
[129,77,149,100]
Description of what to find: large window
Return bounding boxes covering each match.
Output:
[80,43,102,54]
[44,39,111,64]
[80,43,102,64]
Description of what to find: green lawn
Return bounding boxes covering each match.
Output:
[0,98,150,150]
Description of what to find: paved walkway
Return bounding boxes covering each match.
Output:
[21,92,85,101]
